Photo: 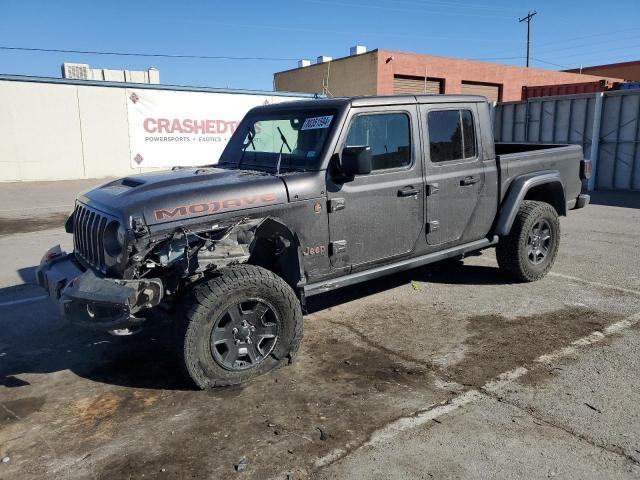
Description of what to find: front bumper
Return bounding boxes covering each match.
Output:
[36,246,163,331]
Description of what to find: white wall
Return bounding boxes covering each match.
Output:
[76,85,135,179]
[0,78,310,182]
[0,81,85,181]
[0,79,157,182]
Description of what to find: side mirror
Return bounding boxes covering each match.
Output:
[339,146,373,176]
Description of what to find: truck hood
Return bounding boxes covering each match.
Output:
[77,167,288,226]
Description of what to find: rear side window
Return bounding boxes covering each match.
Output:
[345,113,411,171]
[427,109,477,162]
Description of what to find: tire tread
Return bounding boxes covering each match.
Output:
[496,200,560,282]
[174,265,303,389]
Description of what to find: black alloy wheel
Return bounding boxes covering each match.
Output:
[176,264,303,389]
[496,200,560,282]
[210,299,279,371]
[526,219,552,265]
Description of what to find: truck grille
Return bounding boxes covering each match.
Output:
[73,204,110,272]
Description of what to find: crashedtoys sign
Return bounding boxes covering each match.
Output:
[126,88,307,168]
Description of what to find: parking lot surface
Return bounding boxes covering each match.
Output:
[1,188,639,479]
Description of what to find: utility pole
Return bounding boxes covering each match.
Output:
[519,10,537,68]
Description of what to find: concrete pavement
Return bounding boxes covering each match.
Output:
[0,189,639,479]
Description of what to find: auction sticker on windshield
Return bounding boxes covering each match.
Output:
[301,115,333,130]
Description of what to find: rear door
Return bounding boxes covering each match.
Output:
[327,105,424,269]
[421,104,485,246]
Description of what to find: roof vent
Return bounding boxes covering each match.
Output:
[350,45,367,56]
[298,59,311,68]
[317,55,332,64]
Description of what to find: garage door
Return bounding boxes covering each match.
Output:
[461,82,501,103]
[394,76,442,95]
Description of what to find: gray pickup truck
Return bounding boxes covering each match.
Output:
[37,95,590,388]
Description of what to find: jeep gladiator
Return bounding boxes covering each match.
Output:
[37,95,590,388]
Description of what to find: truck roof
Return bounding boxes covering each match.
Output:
[262,94,488,111]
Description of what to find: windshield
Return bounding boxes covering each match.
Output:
[218,108,337,172]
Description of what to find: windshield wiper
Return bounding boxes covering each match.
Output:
[237,127,256,169]
[275,126,292,175]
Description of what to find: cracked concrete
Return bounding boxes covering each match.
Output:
[0,189,639,479]
[314,390,640,480]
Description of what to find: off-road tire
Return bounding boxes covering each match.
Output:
[175,265,303,389]
[496,200,560,282]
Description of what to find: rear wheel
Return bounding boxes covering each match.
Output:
[496,200,560,282]
[176,265,303,389]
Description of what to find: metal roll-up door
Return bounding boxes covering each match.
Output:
[461,82,501,103]
[394,76,442,95]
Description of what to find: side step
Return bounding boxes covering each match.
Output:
[304,236,498,297]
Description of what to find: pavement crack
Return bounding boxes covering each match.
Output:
[481,390,640,467]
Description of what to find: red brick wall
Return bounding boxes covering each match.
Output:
[376,50,624,101]
[565,61,640,82]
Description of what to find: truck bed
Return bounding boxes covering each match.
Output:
[495,142,584,207]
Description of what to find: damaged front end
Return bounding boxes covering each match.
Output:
[38,208,301,334]
[129,217,262,293]
[36,246,163,333]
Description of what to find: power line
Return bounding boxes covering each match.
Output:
[302,0,513,19]
[0,46,298,62]
[474,26,640,59]
[530,57,571,69]
[531,33,640,57]
[537,42,640,61]
[367,0,522,13]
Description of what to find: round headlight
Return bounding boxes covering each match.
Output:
[103,221,125,256]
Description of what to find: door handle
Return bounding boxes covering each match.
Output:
[460,176,479,186]
[398,186,420,197]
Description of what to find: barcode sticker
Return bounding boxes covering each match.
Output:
[301,115,333,130]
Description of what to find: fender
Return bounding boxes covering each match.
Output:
[249,217,306,291]
[494,171,566,236]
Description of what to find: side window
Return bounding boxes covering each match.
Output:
[427,109,477,162]
[345,113,411,170]
[461,110,476,158]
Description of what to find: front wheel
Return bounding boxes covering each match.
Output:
[496,200,560,282]
[176,265,303,389]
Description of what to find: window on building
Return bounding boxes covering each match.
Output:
[427,109,477,162]
[345,113,411,170]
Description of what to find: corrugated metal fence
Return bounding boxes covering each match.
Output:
[494,89,640,191]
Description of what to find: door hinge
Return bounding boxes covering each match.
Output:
[328,198,345,212]
[427,183,439,196]
[427,220,440,233]
[330,240,347,255]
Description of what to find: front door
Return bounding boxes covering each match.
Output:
[327,106,424,269]
[422,105,485,246]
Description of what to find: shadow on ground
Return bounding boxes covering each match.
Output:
[1,257,511,392]
[589,190,640,209]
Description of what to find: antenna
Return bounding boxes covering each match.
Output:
[322,62,334,97]
[424,66,428,94]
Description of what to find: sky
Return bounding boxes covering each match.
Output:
[1,0,639,91]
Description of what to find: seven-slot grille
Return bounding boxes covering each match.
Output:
[73,203,111,272]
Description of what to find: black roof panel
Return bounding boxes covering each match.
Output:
[259,94,488,111]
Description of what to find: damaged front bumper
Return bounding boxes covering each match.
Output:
[36,246,163,331]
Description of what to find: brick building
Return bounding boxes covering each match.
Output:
[274,48,623,102]
[565,60,640,82]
